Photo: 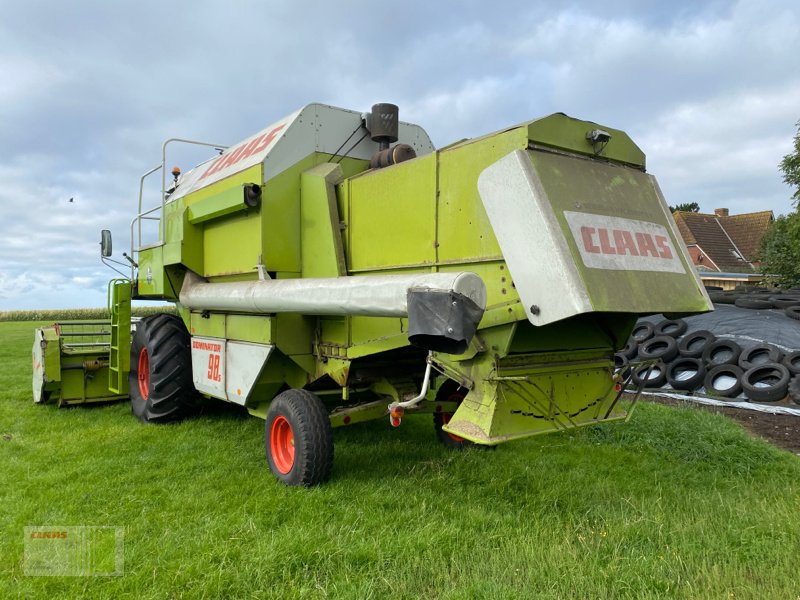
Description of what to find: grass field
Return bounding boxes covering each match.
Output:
[3,320,800,599]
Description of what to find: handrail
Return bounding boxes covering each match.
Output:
[137,164,162,251]
[160,138,229,209]
[129,138,229,281]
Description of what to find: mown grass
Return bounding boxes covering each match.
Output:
[3,320,800,599]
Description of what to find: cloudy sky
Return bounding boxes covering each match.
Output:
[1,0,799,309]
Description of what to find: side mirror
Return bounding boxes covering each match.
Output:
[100,230,112,257]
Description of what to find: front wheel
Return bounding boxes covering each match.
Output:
[265,389,333,486]
[129,314,199,423]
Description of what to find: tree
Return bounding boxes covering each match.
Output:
[762,121,800,287]
[760,212,800,288]
[669,202,700,213]
[780,120,800,206]
[760,121,800,287]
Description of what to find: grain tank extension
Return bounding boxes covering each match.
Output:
[32,102,712,485]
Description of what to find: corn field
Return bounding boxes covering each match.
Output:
[0,305,176,322]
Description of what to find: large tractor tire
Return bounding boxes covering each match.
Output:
[129,314,199,424]
[265,389,333,487]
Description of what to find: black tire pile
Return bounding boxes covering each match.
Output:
[616,317,800,405]
[706,284,800,321]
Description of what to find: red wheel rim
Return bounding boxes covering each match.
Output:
[441,412,465,443]
[442,391,466,443]
[270,416,295,474]
[137,347,150,400]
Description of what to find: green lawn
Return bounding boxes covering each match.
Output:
[3,320,800,599]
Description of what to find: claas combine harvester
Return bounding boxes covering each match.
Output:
[32,103,712,485]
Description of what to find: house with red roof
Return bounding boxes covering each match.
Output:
[672,208,774,272]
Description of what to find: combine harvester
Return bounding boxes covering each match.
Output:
[32,103,711,485]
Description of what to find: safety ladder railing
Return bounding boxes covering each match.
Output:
[129,138,228,280]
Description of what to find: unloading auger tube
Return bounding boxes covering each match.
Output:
[179,270,487,354]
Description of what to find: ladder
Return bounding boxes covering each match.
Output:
[108,279,132,395]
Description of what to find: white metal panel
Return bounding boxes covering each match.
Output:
[225,341,273,406]
[191,337,226,399]
[477,149,593,326]
[168,109,301,201]
[32,329,46,403]
[169,103,435,201]
[263,103,434,183]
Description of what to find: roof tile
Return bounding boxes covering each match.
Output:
[671,210,772,271]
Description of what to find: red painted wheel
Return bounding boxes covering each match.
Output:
[440,405,466,443]
[433,383,494,450]
[269,415,295,474]
[433,385,473,449]
[264,389,333,486]
[129,314,199,423]
[137,347,150,400]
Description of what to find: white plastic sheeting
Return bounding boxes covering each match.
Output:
[642,391,800,417]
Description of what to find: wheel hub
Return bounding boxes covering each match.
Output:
[270,416,295,474]
[137,347,150,400]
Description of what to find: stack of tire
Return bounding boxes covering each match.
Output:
[615,317,800,404]
[705,285,800,321]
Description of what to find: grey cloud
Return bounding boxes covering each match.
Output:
[0,0,798,309]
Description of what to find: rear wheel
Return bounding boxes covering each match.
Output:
[129,314,199,423]
[434,409,471,448]
[434,383,475,449]
[265,389,333,486]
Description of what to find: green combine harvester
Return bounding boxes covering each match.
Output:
[32,103,712,485]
